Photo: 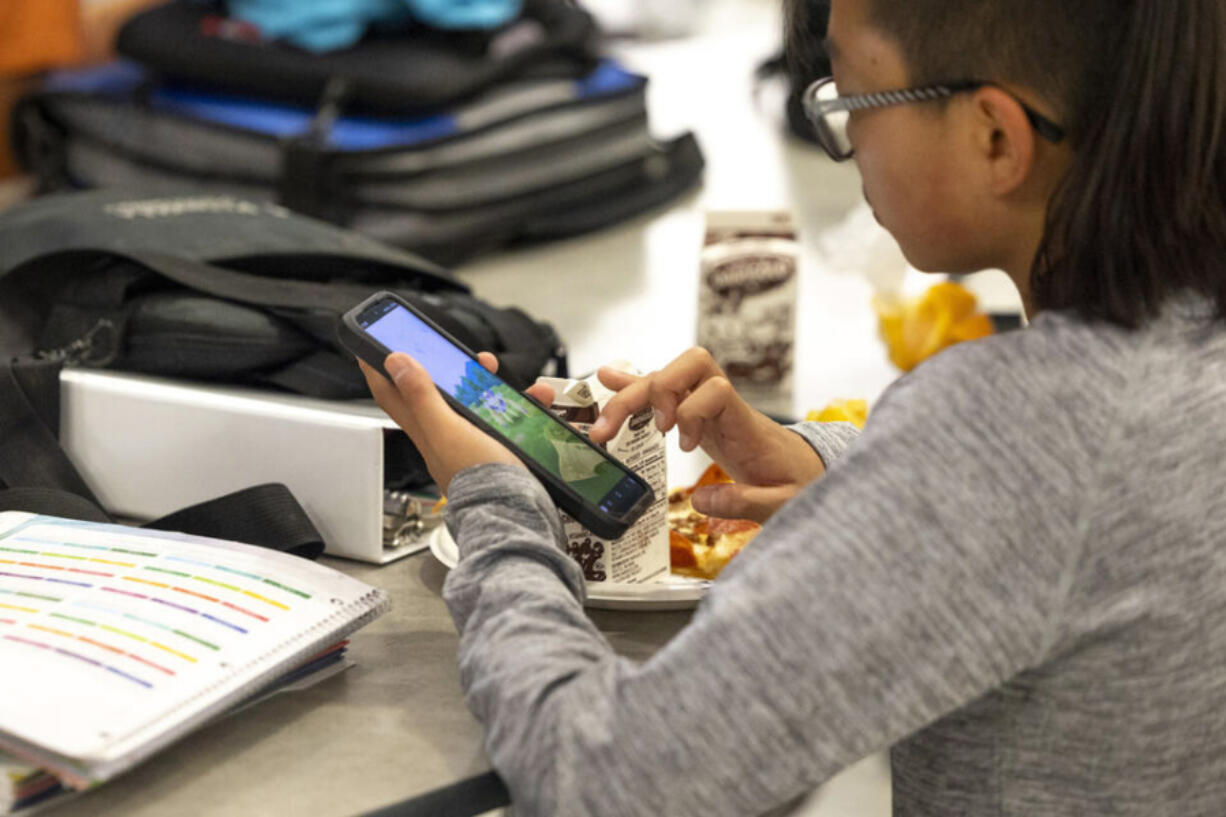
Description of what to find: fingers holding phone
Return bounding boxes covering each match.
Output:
[340,291,655,538]
[359,353,524,493]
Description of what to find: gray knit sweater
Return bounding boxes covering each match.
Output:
[441,300,1226,816]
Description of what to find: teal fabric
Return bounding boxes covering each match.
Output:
[228,0,523,52]
[407,0,523,29]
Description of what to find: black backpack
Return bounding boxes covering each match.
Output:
[0,189,567,551]
[0,189,566,399]
[115,0,599,115]
[13,0,705,265]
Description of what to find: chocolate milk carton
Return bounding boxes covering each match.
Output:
[698,211,799,412]
[536,366,670,585]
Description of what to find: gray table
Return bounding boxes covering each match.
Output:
[45,551,693,817]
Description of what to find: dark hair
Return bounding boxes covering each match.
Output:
[783,0,831,83]
[786,0,1226,328]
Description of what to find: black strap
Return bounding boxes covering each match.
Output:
[360,772,510,817]
[0,359,101,502]
[0,486,112,523]
[122,250,379,314]
[114,250,559,390]
[0,357,327,558]
[279,78,350,222]
[144,484,325,560]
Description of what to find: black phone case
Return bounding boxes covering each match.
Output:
[337,291,653,540]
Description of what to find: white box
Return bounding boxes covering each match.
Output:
[59,369,420,564]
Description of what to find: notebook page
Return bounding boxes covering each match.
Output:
[0,514,385,776]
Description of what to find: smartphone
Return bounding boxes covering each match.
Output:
[337,291,655,540]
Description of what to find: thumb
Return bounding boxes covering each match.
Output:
[383,353,459,436]
[692,483,800,524]
[525,382,555,406]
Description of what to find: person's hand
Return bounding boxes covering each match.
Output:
[360,351,556,494]
[589,348,825,522]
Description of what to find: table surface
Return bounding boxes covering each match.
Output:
[36,0,1022,812]
[45,554,698,817]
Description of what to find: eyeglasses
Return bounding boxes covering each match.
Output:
[802,76,1066,162]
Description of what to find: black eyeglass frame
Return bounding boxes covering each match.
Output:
[802,76,1066,162]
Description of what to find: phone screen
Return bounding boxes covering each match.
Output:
[358,300,650,518]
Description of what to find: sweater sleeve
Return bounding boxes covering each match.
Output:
[787,421,861,468]
[441,337,1099,817]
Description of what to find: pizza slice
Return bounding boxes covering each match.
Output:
[667,464,762,580]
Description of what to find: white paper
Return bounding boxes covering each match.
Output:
[0,513,385,784]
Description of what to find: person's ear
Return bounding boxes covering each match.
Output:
[970,86,1039,196]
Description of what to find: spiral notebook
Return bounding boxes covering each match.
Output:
[0,512,389,790]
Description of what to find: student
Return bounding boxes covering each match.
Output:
[361,0,1226,813]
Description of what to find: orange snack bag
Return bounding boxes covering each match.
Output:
[805,399,868,429]
[875,281,994,372]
